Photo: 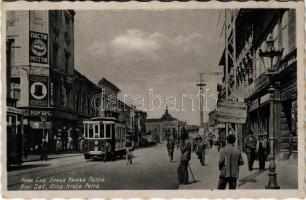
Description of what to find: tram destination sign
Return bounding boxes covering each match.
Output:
[216,101,247,124]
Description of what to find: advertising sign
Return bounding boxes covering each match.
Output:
[216,101,247,124]
[29,31,48,64]
[29,75,48,107]
[30,121,51,129]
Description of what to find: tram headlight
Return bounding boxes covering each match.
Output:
[94,141,99,146]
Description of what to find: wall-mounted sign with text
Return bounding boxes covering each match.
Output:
[29,75,49,107]
[29,31,48,65]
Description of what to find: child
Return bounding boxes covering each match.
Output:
[126,147,133,165]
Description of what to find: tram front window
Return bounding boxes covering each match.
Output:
[89,124,93,138]
[84,124,88,138]
[106,124,111,138]
[100,123,104,138]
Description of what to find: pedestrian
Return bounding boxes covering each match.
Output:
[167,135,175,162]
[245,130,257,171]
[209,138,214,150]
[177,127,191,185]
[68,135,73,151]
[55,138,62,155]
[40,139,48,161]
[104,141,111,162]
[218,134,244,190]
[126,139,134,165]
[216,137,221,152]
[79,137,84,153]
[197,137,206,166]
[256,135,269,171]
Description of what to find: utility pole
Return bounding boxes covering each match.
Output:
[197,72,206,127]
[224,9,238,147]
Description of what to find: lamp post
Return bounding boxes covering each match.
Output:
[40,115,48,140]
[259,34,283,189]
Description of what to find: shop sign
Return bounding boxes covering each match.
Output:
[29,31,48,64]
[249,98,259,111]
[279,53,297,72]
[281,85,297,101]
[30,121,51,129]
[216,101,247,124]
[29,67,49,76]
[246,82,255,97]
[29,75,48,107]
[260,93,270,104]
[255,74,270,92]
[30,109,52,117]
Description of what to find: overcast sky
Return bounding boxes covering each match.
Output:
[74,9,225,125]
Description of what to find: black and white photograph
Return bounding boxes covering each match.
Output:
[2,3,304,197]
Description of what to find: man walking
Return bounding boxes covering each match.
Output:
[218,134,244,189]
[197,137,206,166]
[167,135,175,162]
[256,135,269,171]
[245,131,257,171]
[177,130,191,185]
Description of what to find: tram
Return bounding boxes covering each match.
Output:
[83,117,127,160]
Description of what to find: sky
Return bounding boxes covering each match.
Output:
[74,9,225,125]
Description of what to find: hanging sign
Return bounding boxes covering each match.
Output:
[216,101,247,124]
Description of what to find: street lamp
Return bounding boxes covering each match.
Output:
[40,115,48,140]
[259,34,283,189]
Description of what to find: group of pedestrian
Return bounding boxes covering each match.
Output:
[245,131,270,171]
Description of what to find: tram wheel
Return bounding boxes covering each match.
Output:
[84,154,90,159]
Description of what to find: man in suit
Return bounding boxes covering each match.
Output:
[256,135,270,171]
[177,129,191,185]
[218,134,244,189]
[245,131,257,171]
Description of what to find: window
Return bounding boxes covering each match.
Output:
[100,124,105,138]
[94,124,99,138]
[52,44,59,67]
[88,124,93,138]
[84,124,88,138]
[11,77,20,102]
[64,52,69,73]
[75,90,79,112]
[106,124,111,138]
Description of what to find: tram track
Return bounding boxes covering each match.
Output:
[8,157,86,178]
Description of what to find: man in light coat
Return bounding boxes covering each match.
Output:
[218,134,244,189]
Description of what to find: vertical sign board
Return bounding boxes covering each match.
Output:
[29,31,48,64]
[216,101,247,124]
[29,75,48,107]
[29,31,49,107]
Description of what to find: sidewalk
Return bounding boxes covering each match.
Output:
[22,152,82,162]
[179,147,298,190]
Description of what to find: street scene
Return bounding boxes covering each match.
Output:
[5,8,298,191]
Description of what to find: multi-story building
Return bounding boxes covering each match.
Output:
[217,9,297,156]
[6,10,101,154]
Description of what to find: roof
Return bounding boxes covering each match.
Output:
[98,78,120,93]
[74,70,101,91]
[146,118,161,123]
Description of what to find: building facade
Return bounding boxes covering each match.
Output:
[217,9,297,156]
[146,108,186,142]
[6,10,101,154]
